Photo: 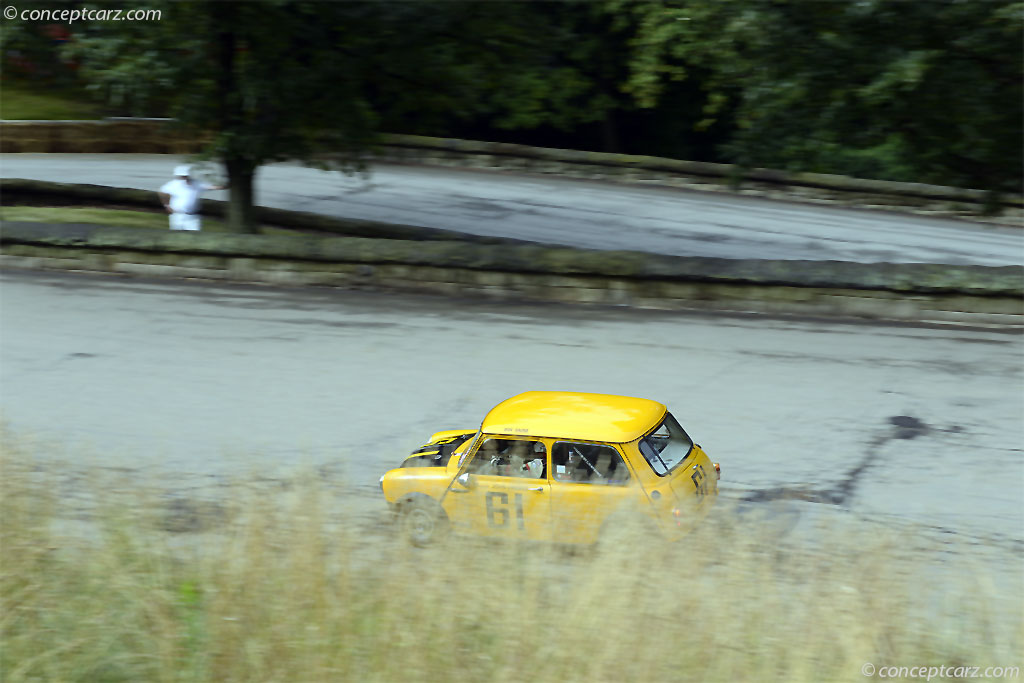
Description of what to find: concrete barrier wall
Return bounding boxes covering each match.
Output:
[377,134,1024,217]
[3,222,1021,326]
[0,119,201,154]
[2,120,1020,223]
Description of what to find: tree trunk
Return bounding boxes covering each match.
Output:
[212,6,258,233]
[601,111,620,153]
[225,158,258,233]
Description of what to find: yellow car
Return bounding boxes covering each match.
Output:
[380,391,720,546]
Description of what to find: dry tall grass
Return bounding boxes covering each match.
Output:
[2,441,1021,683]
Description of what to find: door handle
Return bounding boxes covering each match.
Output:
[527,487,544,492]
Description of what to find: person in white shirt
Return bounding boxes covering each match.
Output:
[156,165,227,231]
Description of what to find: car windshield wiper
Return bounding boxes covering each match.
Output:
[645,440,670,473]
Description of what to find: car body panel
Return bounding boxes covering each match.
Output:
[426,428,477,444]
[382,465,452,506]
[548,478,637,543]
[445,474,552,540]
[481,391,666,443]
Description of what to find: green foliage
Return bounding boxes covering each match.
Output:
[0,18,78,86]
[363,1,642,145]
[615,0,1023,192]
[66,2,378,168]
[10,0,1018,223]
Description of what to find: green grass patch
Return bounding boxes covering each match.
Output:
[0,206,257,234]
[0,81,105,120]
[2,434,1021,683]
[2,206,179,230]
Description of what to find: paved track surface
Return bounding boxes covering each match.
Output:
[2,270,1021,552]
[2,153,1022,265]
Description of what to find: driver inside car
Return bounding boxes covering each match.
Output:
[506,441,545,478]
[522,441,545,479]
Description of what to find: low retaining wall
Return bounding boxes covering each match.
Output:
[2,222,1021,326]
[376,135,1024,223]
[2,120,1020,224]
[0,118,199,154]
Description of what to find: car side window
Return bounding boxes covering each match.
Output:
[551,442,629,485]
[465,438,547,479]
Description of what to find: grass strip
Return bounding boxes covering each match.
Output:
[0,206,269,234]
[2,435,1021,683]
[0,81,105,120]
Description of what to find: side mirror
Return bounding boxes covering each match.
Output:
[456,472,476,490]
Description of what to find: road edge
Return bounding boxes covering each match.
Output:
[3,220,1021,327]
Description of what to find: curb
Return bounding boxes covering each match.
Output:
[3,221,1021,326]
[379,134,1023,211]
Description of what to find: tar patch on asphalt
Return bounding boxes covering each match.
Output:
[742,414,960,506]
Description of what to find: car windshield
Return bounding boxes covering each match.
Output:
[638,412,693,476]
[456,432,483,469]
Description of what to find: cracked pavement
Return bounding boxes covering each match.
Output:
[2,269,1021,555]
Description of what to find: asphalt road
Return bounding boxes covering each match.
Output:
[2,153,1022,266]
[2,269,1021,551]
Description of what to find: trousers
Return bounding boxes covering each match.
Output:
[169,213,201,231]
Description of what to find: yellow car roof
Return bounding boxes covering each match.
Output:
[480,391,667,443]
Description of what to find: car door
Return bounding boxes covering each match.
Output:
[443,437,552,541]
[548,441,635,544]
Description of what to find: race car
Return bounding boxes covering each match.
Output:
[380,391,720,546]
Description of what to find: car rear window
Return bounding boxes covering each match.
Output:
[638,412,693,476]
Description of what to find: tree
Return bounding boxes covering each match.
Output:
[611,0,1023,193]
[68,2,394,232]
[66,1,660,232]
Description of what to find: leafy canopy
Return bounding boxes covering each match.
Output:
[615,0,1023,191]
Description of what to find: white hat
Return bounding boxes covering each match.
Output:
[173,164,192,177]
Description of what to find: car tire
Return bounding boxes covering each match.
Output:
[401,497,449,548]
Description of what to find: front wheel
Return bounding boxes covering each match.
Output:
[401,498,449,547]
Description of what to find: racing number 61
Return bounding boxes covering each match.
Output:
[485,491,526,530]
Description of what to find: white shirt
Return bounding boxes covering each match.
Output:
[524,458,544,478]
[159,178,213,214]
